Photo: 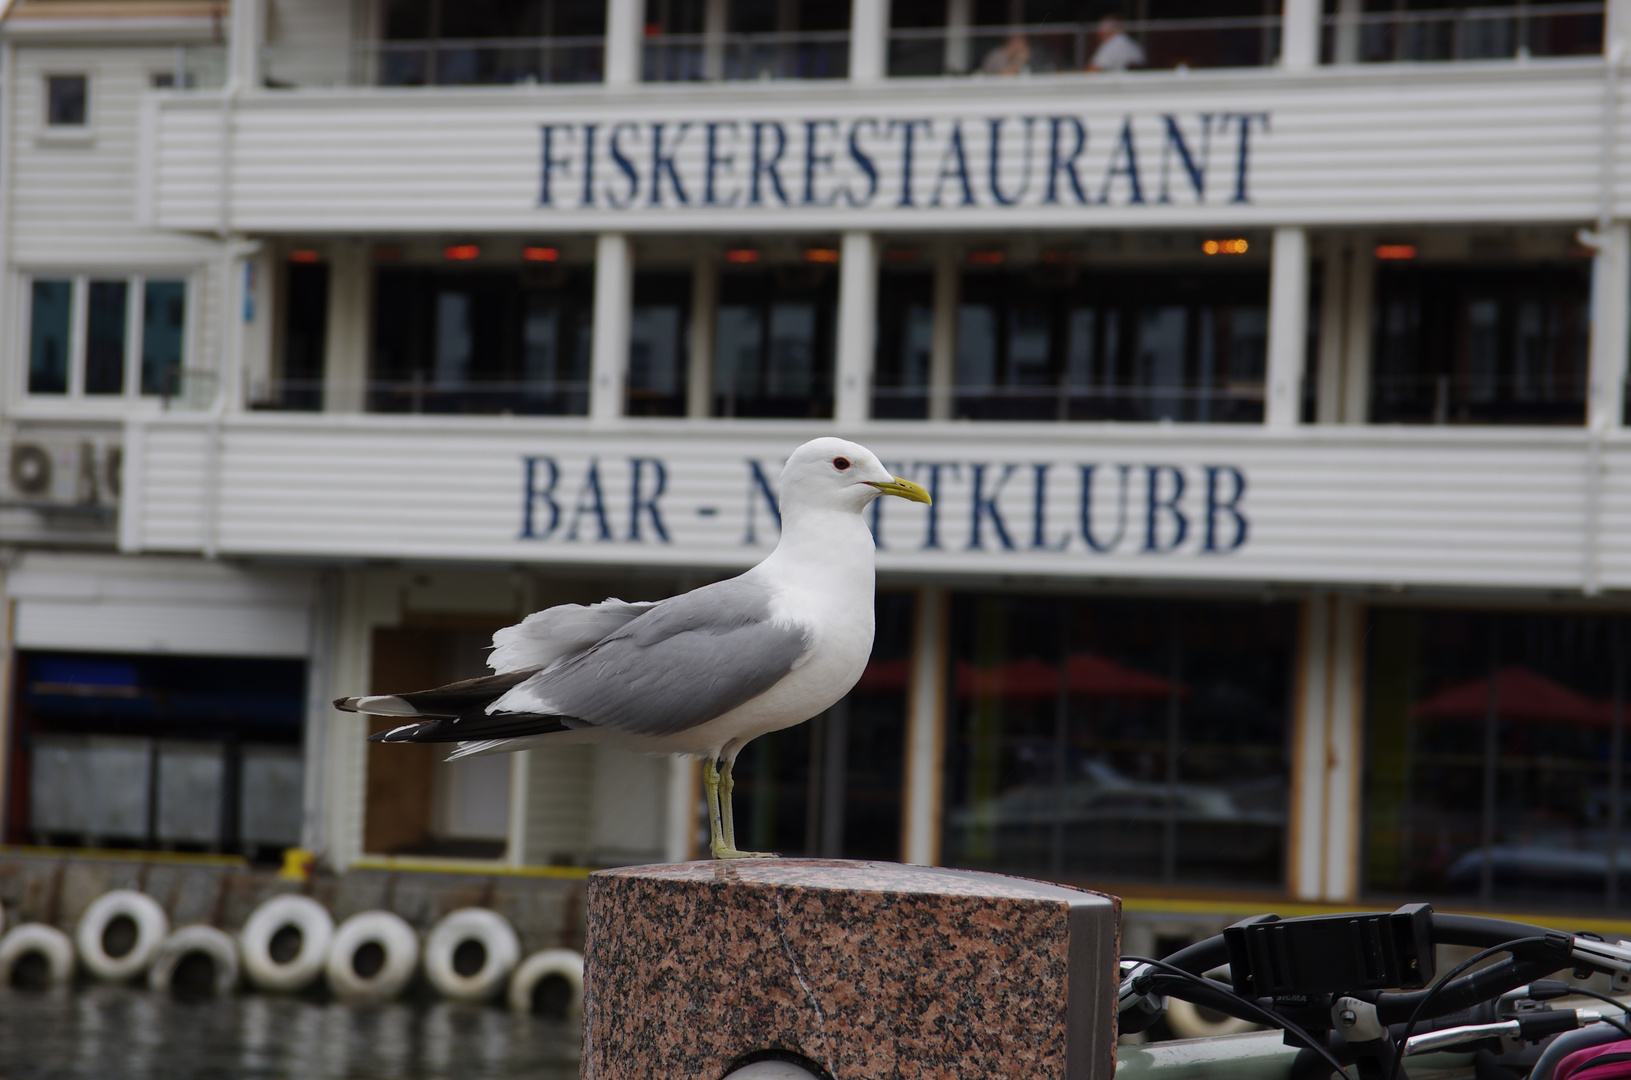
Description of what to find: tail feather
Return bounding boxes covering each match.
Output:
[334,668,541,720]
[368,711,577,744]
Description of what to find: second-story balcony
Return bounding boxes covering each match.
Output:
[181,0,1606,91]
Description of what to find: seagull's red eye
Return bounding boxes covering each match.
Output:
[833,457,851,471]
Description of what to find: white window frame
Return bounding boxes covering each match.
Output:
[14,269,201,416]
[38,73,93,147]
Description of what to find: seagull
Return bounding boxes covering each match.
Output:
[334,437,931,859]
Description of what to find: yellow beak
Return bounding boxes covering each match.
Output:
[867,476,932,505]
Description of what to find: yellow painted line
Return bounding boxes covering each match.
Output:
[1118,894,1631,939]
[350,857,593,881]
[0,845,247,868]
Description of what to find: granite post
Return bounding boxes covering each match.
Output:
[583,859,1121,1080]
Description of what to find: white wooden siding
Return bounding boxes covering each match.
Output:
[121,417,1629,593]
[141,60,1624,234]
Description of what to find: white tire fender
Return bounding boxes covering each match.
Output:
[75,890,169,982]
[507,948,585,1016]
[147,925,240,994]
[0,923,74,988]
[423,907,520,1003]
[324,910,419,1002]
[239,894,334,993]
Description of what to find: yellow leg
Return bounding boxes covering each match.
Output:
[706,757,779,860]
[721,760,737,850]
[703,758,726,857]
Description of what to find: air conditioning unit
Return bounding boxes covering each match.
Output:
[2,428,122,510]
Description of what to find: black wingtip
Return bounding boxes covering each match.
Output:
[368,722,432,743]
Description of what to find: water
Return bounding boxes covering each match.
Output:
[0,985,581,1080]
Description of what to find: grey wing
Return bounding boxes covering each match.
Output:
[487,577,810,738]
[487,598,658,674]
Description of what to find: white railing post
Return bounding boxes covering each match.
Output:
[849,0,890,81]
[1281,0,1320,69]
[1588,223,1630,431]
[604,0,643,86]
[590,233,632,422]
[1265,225,1309,428]
[228,0,263,90]
[834,230,877,425]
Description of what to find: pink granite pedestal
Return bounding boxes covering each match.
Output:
[582,859,1120,1080]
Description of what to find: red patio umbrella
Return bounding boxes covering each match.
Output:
[1411,666,1612,726]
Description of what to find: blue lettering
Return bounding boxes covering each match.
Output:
[580,123,598,207]
[846,119,880,206]
[539,124,572,206]
[929,121,976,207]
[968,463,1018,550]
[1158,114,1213,204]
[749,122,789,206]
[629,458,669,542]
[1143,465,1187,553]
[1030,463,1067,550]
[520,456,560,539]
[649,122,691,206]
[1099,117,1144,205]
[1044,117,1088,205]
[704,121,739,207]
[606,123,639,209]
[566,459,613,541]
[1080,464,1132,553]
[892,119,932,207]
[744,460,781,544]
[988,116,1036,207]
[1203,465,1248,553]
[912,461,960,549]
[1227,112,1269,203]
[802,119,839,207]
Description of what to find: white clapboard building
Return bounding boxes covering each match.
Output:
[3,0,1630,926]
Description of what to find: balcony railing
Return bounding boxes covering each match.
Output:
[259,38,604,89]
[1320,3,1603,64]
[641,30,850,82]
[886,15,1283,77]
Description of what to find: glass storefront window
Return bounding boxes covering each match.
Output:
[954,267,1268,422]
[713,265,836,418]
[28,279,71,395]
[731,592,914,858]
[872,268,932,419]
[1364,608,1628,908]
[84,280,128,396]
[1370,263,1589,425]
[371,266,592,415]
[627,272,691,417]
[140,280,186,397]
[942,593,1295,888]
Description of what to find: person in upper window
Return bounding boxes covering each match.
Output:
[980,33,1032,75]
[1087,15,1146,71]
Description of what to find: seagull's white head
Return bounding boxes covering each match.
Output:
[779,437,932,517]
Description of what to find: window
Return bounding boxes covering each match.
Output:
[941,592,1296,888]
[627,272,691,417]
[45,74,87,127]
[371,265,592,415]
[1371,263,1589,425]
[953,266,1268,422]
[713,264,837,418]
[872,269,933,419]
[378,0,605,86]
[25,275,190,401]
[1364,607,1630,910]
